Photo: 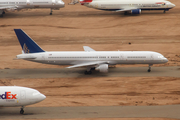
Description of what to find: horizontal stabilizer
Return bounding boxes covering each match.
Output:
[83,46,96,52]
[16,54,37,59]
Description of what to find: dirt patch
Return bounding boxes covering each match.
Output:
[1,77,180,107]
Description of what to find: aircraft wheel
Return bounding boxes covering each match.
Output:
[88,71,92,75]
[3,11,5,14]
[124,11,128,15]
[50,13,52,15]
[84,71,92,75]
[84,71,88,75]
[148,69,151,72]
[20,109,24,114]
[0,14,3,17]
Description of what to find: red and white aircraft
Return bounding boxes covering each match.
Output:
[79,0,175,14]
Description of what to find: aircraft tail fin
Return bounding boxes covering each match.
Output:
[80,0,92,5]
[14,29,45,54]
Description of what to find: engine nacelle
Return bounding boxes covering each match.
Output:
[131,9,141,14]
[95,64,108,73]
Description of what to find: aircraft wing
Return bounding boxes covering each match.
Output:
[67,61,108,68]
[83,46,96,52]
[0,6,18,10]
[115,7,138,12]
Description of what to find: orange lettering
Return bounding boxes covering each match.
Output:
[6,92,11,99]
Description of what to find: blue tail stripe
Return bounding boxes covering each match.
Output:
[14,29,45,53]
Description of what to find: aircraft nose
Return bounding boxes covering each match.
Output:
[58,0,65,6]
[39,94,46,101]
[165,58,168,63]
[172,4,176,7]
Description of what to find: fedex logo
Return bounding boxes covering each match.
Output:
[0,92,17,99]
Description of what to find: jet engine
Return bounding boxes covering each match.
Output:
[131,9,141,14]
[95,64,108,73]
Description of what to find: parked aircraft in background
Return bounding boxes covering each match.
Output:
[79,0,175,15]
[0,86,46,114]
[0,0,65,17]
[14,29,168,74]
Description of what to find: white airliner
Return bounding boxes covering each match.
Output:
[0,86,46,114]
[0,0,65,17]
[14,29,168,74]
[79,0,175,15]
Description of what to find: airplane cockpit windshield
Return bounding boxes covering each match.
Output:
[158,55,166,59]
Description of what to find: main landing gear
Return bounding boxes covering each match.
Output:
[20,106,24,114]
[84,67,95,75]
[164,9,169,13]
[50,9,53,15]
[124,11,128,15]
[0,14,3,17]
[0,10,5,17]
[84,70,92,75]
[148,64,153,72]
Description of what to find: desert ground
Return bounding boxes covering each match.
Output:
[0,0,180,119]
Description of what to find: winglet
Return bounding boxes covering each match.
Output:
[14,29,45,54]
[83,46,96,52]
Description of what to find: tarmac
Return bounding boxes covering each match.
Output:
[1,105,180,119]
[0,66,180,79]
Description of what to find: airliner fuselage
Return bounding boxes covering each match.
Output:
[0,0,65,16]
[0,86,46,114]
[17,51,168,65]
[80,0,175,14]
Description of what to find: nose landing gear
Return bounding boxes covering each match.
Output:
[164,9,169,13]
[148,64,153,72]
[20,106,24,114]
[84,67,95,75]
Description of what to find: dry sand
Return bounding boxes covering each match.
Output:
[0,0,180,69]
[0,0,180,119]
[0,77,180,107]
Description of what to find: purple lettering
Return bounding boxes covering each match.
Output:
[0,93,6,99]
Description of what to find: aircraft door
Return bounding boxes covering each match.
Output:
[42,54,45,60]
[120,54,124,60]
[20,91,26,99]
[95,3,98,8]
[150,54,154,60]
[119,54,124,63]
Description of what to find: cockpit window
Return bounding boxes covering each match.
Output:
[158,55,166,59]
